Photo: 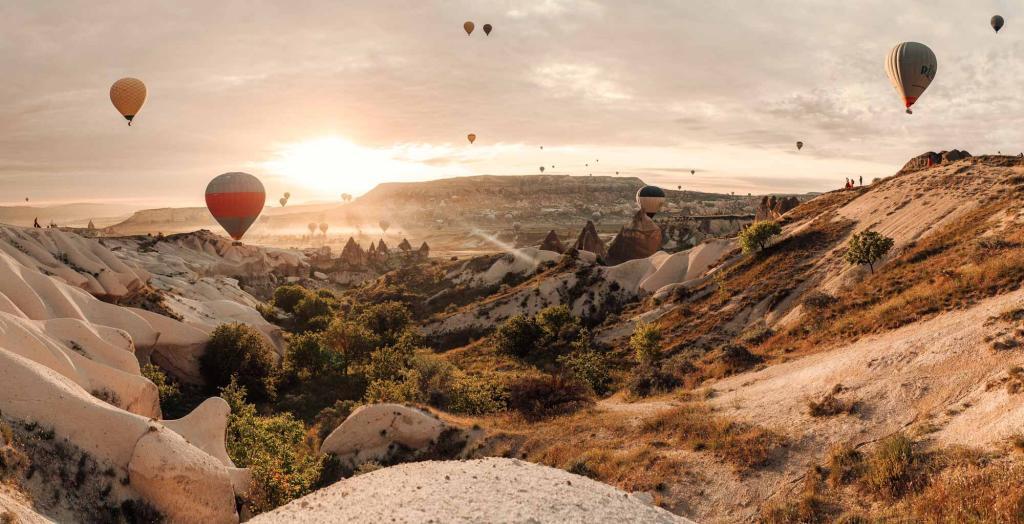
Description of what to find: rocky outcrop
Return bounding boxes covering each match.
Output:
[339,237,366,267]
[418,242,430,259]
[397,238,412,252]
[539,230,565,254]
[754,196,801,221]
[574,220,607,259]
[320,404,478,471]
[376,239,389,256]
[606,211,663,265]
[900,149,973,172]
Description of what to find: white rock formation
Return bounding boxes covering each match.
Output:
[320,404,454,469]
[250,458,691,523]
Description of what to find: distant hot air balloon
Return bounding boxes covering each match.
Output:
[615,171,619,175]
[467,133,476,144]
[636,186,666,218]
[24,198,28,202]
[483,23,492,35]
[110,78,147,126]
[463,21,475,35]
[283,192,291,199]
[379,219,390,233]
[205,172,266,241]
[341,193,352,202]
[992,15,1005,33]
[319,222,328,234]
[796,141,804,150]
[691,170,695,175]
[540,145,544,150]
[885,42,937,114]
[677,185,682,190]
[279,197,287,207]
[539,166,545,173]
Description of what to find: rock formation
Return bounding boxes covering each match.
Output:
[418,241,430,259]
[339,237,366,266]
[900,149,973,172]
[376,239,389,256]
[754,195,800,221]
[574,220,607,259]
[606,211,663,265]
[397,238,412,252]
[539,230,565,253]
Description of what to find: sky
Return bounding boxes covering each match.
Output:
[1,0,1022,207]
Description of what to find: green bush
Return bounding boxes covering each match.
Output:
[630,322,663,365]
[862,434,916,499]
[313,400,360,442]
[141,363,185,416]
[201,323,277,401]
[273,285,311,314]
[322,319,381,373]
[493,314,541,358]
[293,295,335,332]
[739,221,782,254]
[285,332,338,378]
[365,344,416,383]
[356,301,413,346]
[220,379,324,514]
[557,349,612,395]
[627,363,681,397]
[364,369,425,404]
[844,230,894,273]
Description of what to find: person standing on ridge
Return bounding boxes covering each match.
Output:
[33,218,40,228]
[859,176,863,186]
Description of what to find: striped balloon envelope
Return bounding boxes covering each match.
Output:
[205,172,266,241]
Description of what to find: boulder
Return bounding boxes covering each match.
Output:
[574,220,607,260]
[539,230,565,254]
[606,211,663,266]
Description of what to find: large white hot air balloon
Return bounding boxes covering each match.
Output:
[885,42,937,114]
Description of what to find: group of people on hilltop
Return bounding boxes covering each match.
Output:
[843,176,863,190]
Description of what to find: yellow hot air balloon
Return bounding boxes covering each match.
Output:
[110,78,147,126]
[467,133,476,144]
[463,21,475,35]
[885,42,937,114]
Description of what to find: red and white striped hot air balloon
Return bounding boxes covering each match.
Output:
[205,172,265,241]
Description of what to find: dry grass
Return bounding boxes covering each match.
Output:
[760,467,830,523]
[473,401,783,498]
[910,460,1024,522]
[807,385,858,417]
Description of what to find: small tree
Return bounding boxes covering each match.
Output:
[201,323,277,401]
[845,230,894,273]
[739,221,782,254]
[273,285,311,313]
[493,314,541,358]
[631,322,663,365]
[322,319,380,373]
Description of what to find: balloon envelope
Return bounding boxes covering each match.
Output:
[279,197,287,207]
[539,166,545,173]
[283,192,291,199]
[379,220,390,232]
[992,15,1004,32]
[885,42,937,114]
[463,21,474,35]
[110,78,147,125]
[796,141,804,150]
[636,186,666,218]
[205,172,266,241]
[483,23,492,35]
[467,133,476,144]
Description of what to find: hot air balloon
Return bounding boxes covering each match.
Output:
[615,171,619,175]
[483,23,492,35]
[539,166,545,173]
[690,170,695,175]
[992,15,1004,33]
[379,220,391,233]
[279,197,287,207]
[205,172,266,241]
[796,141,804,150]
[283,192,291,199]
[467,133,476,144]
[307,222,317,235]
[464,21,474,35]
[677,185,682,190]
[540,145,544,150]
[24,198,28,202]
[319,222,328,234]
[885,42,937,114]
[636,186,666,218]
[110,78,147,126]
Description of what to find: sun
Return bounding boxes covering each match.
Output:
[261,136,465,198]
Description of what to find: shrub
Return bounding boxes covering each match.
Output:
[273,285,311,314]
[807,386,857,417]
[535,305,578,341]
[322,319,380,373]
[365,344,415,383]
[844,230,894,273]
[493,314,541,358]
[141,363,185,416]
[630,322,663,365]
[285,332,336,378]
[220,379,324,514]
[911,460,1024,522]
[862,434,916,499]
[293,295,335,332]
[739,221,782,254]
[356,301,413,346]
[201,323,277,401]
[558,349,612,395]
[506,374,592,421]
[364,369,425,404]
[627,363,681,397]
[313,400,360,442]
[409,356,506,415]
[827,443,863,488]
[802,291,837,311]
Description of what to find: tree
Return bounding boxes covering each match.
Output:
[322,319,380,373]
[492,314,541,358]
[845,230,894,273]
[356,301,412,346]
[739,221,782,254]
[273,285,311,314]
[200,323,277,401]
[630,322,663,365]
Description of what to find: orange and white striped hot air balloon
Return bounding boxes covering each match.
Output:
[205,172,266,241]
[110,78,147,126]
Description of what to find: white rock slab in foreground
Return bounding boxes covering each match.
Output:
[251,457,691,523]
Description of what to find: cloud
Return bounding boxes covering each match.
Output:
[532,63,632,103]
